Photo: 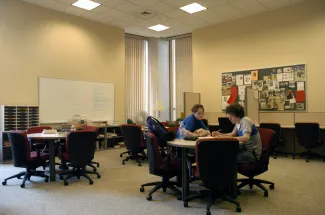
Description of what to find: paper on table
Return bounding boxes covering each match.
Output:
[236,75,244,85]
[297,82,304,91]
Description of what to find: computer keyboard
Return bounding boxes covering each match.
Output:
[183,136,199,141]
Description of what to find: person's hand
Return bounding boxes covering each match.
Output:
[212,130,222,137]
[194,128,204,134]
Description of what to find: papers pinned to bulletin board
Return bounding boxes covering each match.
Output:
[221,64,306,112]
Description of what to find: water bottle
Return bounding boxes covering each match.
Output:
[179,121,185,139]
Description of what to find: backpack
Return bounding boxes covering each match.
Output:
[146,116,176,141]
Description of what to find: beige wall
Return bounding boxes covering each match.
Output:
[0,0,125,123]
[193,0,325,114]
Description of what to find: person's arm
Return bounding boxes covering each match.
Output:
[235,132,250,143]
[185,129,199,137]
[213,129,237,137]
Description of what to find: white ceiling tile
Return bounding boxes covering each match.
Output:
[161,0,196,8]
[163,9,188,19]
[210,2,246,20]
[196,0,228,8]
[193,10,228,24]
[54,0,76,4]
[109,19,131,28]
[113,2,144,13]
[22,0,57,7]
[258,0,291,10]
[87,14,113,24]
[45,1,69,11]
[177,16,210,28]
[64,5,88,16]
[146,2,176,14]
[90,5,111,14]
[127,0,160,8]
[95,0,126,7]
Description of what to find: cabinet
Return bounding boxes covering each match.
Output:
[0,105,39,163]
[97,125,123,149]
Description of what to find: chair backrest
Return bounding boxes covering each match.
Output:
[195,138,239,189]
[8,131,31,167]
[145,132,163,175]
[120,124,144,153]
[259,123,281,147]
[295,123,320,149]
[257,128,275,165]
[218,117,235,133]
[66,131,97,167]
[26,126,52,134]
[202,119,208,128]
[82,125,99,133]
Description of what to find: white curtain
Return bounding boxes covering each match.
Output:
[170,35,193,120]
[125,36,148,123]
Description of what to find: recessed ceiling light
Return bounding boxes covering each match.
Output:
[72,0,101,11]
[180,3,207,14]
[148,24,170,32]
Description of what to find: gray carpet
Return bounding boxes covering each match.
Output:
[0,148,324,215]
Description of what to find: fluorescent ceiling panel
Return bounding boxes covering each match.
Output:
[180,3,207,14]
[72,0,101,11]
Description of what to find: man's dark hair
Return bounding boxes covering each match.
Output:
[191,104,204,113]
[225,103,245,118]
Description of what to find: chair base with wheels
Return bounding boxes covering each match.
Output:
[140,176,181,201]
[237,177,275,197]
[297,150,325,163]
[120,150,130,157]
[59,167,101,186]
[122,151,146,166]
[2,168,49,188]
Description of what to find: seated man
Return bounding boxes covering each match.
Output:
[212,103,262,164]
[179,104,210,138]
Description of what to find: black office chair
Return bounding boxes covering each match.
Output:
[140,132,181,201]
[59,131,101,186]
[259,123,286,159]
[187,138,241,213]
[218,117,235,133]
[120,124,147,166]
[294,123,325,162]
[2,131,49,188]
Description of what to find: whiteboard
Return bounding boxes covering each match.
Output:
[39,77,114,123]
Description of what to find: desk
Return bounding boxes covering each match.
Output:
[27,132,67,182]
[167,139,194,206]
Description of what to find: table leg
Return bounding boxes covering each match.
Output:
[182,148,189,207]
[49,140,56,182]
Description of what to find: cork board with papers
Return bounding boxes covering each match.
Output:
[221,64,306,112]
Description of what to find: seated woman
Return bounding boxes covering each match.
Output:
[212,103,262,164]
[179,104,210,137]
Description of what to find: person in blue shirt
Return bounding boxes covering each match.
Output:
[180,104,210,137]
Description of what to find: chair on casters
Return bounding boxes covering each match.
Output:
[140,132,181,201]
[237,128,275,197]
[259,123,286,159]
[59,131,101,186]
[120,119,136,158]
[82,125,101,171]
[218,117,235,133]
[120,124,147,166]
[2,131,49,188]
[294,123,325,162]
[187,138,241,213]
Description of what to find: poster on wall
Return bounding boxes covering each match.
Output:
[221,64,306,112]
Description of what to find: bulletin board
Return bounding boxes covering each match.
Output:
[221,64,306,112]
